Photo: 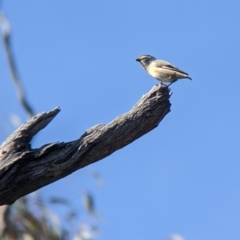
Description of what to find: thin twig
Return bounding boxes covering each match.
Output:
[0,13,34,118]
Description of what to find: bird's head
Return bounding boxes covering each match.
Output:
[136,55,156,69]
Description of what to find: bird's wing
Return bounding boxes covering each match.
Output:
[154,60,188,75]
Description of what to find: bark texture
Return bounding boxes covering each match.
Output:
[0,84,171,205]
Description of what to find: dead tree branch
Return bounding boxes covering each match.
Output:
[0,84,171,205]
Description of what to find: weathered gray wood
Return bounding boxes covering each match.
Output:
[0,84,171,205]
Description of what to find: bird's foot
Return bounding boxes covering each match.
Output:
[160,82,168,87]
[167,81,176,87]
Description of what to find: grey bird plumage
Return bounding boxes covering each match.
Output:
[136,55,192,86]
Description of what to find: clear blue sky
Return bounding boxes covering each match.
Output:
[1,1,240,240]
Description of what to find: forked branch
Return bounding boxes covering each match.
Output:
[0,84,171,205]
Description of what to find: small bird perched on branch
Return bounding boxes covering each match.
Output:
[136,55,192,86]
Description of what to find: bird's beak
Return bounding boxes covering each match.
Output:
[136,58,140,62]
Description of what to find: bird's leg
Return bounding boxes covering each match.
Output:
[160,82,168,87]
[168,80,176,87]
